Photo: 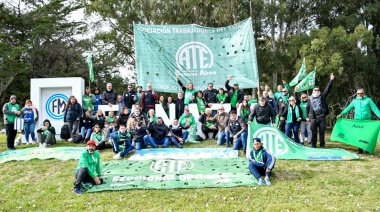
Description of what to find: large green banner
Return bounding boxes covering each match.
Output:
[86,158,257,192]
[134,18,259,92]
[247,123,359,160]
[331,118,380,154]
[0,147,83,164]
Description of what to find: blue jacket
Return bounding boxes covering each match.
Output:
[248,147,276,170]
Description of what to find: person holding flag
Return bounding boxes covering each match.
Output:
[337,88,380,154]
[306,73,335,148]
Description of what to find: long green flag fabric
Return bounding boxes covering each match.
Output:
[289,58,306,86]
[134,18,259,92]
[0,147,83,164]
[247,123,359,160]
[331,118,380,154]
[86,158,257,192]
[87,52,94,82]
[295,70,316,92]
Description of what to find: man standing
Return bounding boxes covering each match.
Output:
[203,83,218,109]
[226,110,248,151]
[274,80,291,102]
[248,138,276,185]
[147,117,171,148]
[102,83,117,106]
[248,97,276,126]
[263,91,276,109]
[176,75,196,105]
[139,81,159,114]
[174,92,185,119]
[337,88,380,153]
[225,76,244,111]
[295,90,312,146]
[306,73,335,148]
[122,85,137,114]
[135,86,143,105]
[2,95,21,150]
[73,140,103,194]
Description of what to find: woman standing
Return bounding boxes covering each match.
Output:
[280,96,302,143]
[64,96,82,141]
[21,99,38,144]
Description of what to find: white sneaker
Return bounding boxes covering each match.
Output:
[304,138,308,143]
[68,138,73,142]
[39,143,43,148]
[14,137,21,146]
[31,140,37,144]
[42,143,47,148]
[113,153,121,160]
[26,142,30,145]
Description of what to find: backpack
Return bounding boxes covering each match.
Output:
[60,124,70,140]
[72,134,83,143]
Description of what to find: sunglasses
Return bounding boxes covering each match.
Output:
[357,93,363,95]
[289,99,295,101]
[218,109,224,111]
[95,127,100,128]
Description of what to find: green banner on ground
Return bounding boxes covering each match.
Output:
[86,158,256,192]
[247,123,359,160]
[0,147,83,164]
[134,18,259,92]
[331,118,380,154]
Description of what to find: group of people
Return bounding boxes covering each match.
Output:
[3,73,380,194]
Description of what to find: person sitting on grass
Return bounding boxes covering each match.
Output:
[248,138,276,186]
[89,124,110,150]
[110,124,133,158]
[169,119,188,148]
[73,140,103,194]
[147,117,170,148]
[36,119,56,148]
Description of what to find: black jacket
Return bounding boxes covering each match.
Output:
[148,122,169,141]
[129,124,147,142]
[122,90,136,108]
[203,89,218,105]
[102,89,117,105]
[249,103,276,124]
[174,98,185,119]
[306,79,333,118]
[225,80,244,105]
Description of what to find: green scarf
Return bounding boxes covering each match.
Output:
[286,104,300,123]
[253,149,263,162]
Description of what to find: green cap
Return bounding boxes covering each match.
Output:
[233,82,239,85]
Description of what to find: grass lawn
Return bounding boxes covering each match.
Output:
[0,132,379,211]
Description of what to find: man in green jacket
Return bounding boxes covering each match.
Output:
[73,140,103,194]
[337,88,380,153]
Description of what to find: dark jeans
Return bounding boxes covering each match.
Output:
[201,125,218,139]
[310,116,326,148]
[248,160,273,179]
[278,120,285,133]
[285,121,300,143]
[74,167,103,189]
[6,123,17,149]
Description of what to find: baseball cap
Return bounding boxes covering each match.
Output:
[10,95,17,100]
[253,138,262,143]
[234,82,239,85]
[87,140,96,146]
[184,105,189,110]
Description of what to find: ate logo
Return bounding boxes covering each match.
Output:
[175,41,214,70]
[150,159,194,173]
[46,94,68,120]
[252,127,289,156]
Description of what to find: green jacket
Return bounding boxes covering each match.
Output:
[74,149,101,178]
[179,113,196,127]
[82,94,96,111]
[340,95,380,120]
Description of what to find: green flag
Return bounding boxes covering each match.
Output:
[247,123,359,160]
[87,52,94,82]
[134,18,259,92]
[331,118,380,154]
[295,70,316,92]
[86,158,257,192]
[289,58,307,86]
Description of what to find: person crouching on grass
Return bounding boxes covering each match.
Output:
[248,138,276,186]
[73,140,103,194]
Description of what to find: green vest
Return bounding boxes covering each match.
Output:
[196,97,206,113]
[230,90,238,107]
[6,103,20,122]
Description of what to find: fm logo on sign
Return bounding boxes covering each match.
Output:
[46,94,68,120]
[150,159,194,173]
[175,41,214,70]
[252,127,289,156]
